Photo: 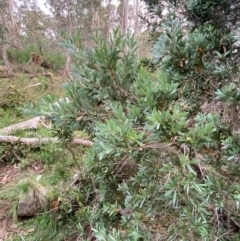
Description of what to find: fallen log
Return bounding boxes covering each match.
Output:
[0,116,93,147]
[0,117,45,135]
[0,135,93,147]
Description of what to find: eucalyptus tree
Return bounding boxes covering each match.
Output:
[0,0,20,68]
[45,0,102,46]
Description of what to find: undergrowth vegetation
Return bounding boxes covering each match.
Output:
[19,26,240,240]
[1,1,240,240]
[7,44,66,70]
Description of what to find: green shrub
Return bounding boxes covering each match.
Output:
[7,44,66,70]
[7,44,39,64]
[22,24,240,241]
[45,52,66,70]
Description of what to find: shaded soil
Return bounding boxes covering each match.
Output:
[0,162,19,185]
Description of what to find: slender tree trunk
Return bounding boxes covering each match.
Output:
[95,10,100,30]
[105,0,111,39]
[89,1,96,47]
[0,0,18,71]
[125,0,129,33]
[67,0,72,37]
[65,0,72,79]
[121,0,129,34]
[121,0,125,33]
[6,0,20,50]
[134,0,139,36]
[7,0,19,37]
[1,42,13,72]
[1,43,9,66]
[90,1,94,32]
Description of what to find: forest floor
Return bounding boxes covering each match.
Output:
[0,162,26,240]
[0,161,14,241]
[0,70,72,240]
[0,160,45,240]
[0,198,13,241]
[0,161,20,241]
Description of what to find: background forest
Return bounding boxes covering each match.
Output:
[0,0,150,73]
[1,0,240,241]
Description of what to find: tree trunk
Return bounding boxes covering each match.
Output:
[94,10,100,30]
[125,0,129,33]
[7,0,19,38]
[134,0,139,36]
[104,0,112,40]
[0,0,19,71]
[122,0,129,34]
[1,43,12,72]
[65,0,72,79]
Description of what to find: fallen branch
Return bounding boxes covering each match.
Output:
[0,117,45,135]
[0,135,93,147]
[24,83,41,89]
[0,116,93,147]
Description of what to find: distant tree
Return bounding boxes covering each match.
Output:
[122,0,129,33]
[0,0,20,69]
[103,0,113,39]
[15,1,63,69]
[45,0,102,45]
[134,0,140,35]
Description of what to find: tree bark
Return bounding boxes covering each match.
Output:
[7,0,19,38]
[65,0,72,80]
[121,0,129,34]
[104,0,112,39]
[125,0,129,33]
[1,43,12,72]
[0,0,19,71]
[134,0,139,36]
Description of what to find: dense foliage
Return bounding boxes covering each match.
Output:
[23,0,240,240]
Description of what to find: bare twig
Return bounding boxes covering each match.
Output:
[66,146,82,170]
[24,83,41,89]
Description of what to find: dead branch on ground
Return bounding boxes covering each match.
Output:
[0,117,45,135]
[0,135,93,147]
[0,116,93,147]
